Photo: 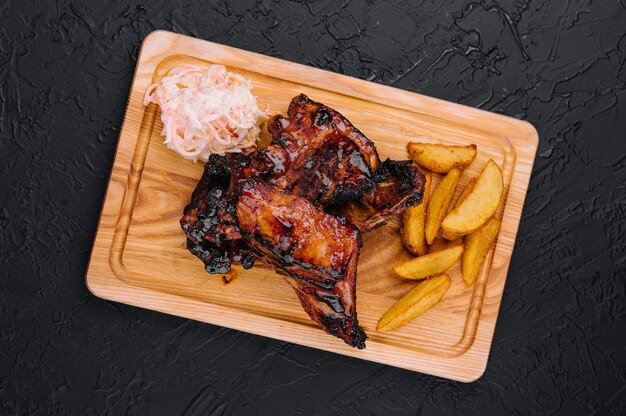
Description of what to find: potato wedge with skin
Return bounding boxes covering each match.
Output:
[442,160,503,235]
[463,217,501,287]
[401,173,432,256]
[394,245,463,279]
[428,236,463,253]
[442,178,477,240]
[425,168,461,244]
[407,142,477,173]
[377,274,451,332]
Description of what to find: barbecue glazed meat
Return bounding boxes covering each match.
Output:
[236,180,366,348]
[180,154,256,273]
[260,95,425,227]
[259,94,380,206]
[180,94,426,348]
[329,158,426,231]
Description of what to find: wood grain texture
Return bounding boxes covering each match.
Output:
[85,30,538,382]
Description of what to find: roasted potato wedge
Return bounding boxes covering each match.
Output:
[425,168,461,244]
[453,178,477,209]
[441,178,477,240]
[407,142,477,173]
[401,173,432,256]
[428,236,463,253]
[463,217,501,287]
[394,245,463,279]
[377,274,451,332]
[441,160,503,235]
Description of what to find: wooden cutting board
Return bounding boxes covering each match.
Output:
[86,30,538,382]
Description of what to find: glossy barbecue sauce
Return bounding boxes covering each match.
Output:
[259,98,378,207]
[235,181,360,279]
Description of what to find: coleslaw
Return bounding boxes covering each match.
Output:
[144,65,267,162]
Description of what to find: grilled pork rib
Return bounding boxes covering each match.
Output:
[237,180,366,348]
[260,94,425,227]
[260,94,379,206]
[180,94,425,348]
[330,158,426,231]
[180,154,255,274]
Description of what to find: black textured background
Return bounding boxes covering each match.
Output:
[2,1,625,415]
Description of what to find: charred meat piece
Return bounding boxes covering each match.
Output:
[261,95,425,228]
[236,180,367,348]
[180,94,426,348]
[329,158,426,231]
[260,94,380,206]
[180,154,255,273]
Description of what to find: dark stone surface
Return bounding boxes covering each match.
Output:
[1,0,625,414]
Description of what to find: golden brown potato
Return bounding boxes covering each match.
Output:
[425,168,461,244]
[441,178,477,240]
[462,217,501,287]
[377,274,451,332]
[453,178,477,209]
[394,245,463,279]
[441,160,503,235]
[401,173,432,256]
[407,142,477,173]
[428,236,463,253]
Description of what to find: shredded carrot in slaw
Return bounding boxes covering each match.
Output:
[144,65,267,162]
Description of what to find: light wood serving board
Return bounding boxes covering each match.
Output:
[86,30,538,382]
